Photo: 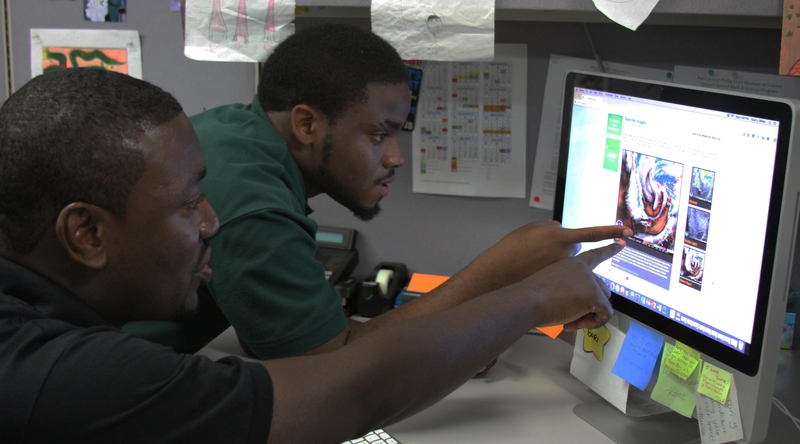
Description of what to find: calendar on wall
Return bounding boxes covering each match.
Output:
[411,44,527,198]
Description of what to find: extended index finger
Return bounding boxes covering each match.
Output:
[564,225,633,244]
[575,240,627,270]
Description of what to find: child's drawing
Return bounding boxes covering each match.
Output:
[208,0,228,43]
[263,0,276,51]
[185,0,296,62]
[42,47,128,74]
[426,14,444,55]
[233,0,250,48]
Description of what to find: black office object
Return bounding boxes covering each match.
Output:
[358,262,409,318]
[314,225,359,285]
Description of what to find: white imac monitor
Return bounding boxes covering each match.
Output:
[553,71,800,443]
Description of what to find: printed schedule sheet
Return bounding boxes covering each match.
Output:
[411,44,527,198]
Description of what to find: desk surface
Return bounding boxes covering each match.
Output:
[198,328,800,444]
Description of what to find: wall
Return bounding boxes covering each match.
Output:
[5,4,798,290]
[8,0,255,116]
[302,17,788,281]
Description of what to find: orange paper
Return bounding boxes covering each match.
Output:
[407,273,449,293]
[536,325,564,339]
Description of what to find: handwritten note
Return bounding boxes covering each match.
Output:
[695,377,744,444]
[611,321,664,390]
[697,362,732,405]
[570,323,630,413]
[583,325,611,361]
[650,343,698,418]
[665,341,701,380]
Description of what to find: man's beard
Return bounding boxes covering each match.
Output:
[317,136,386,222]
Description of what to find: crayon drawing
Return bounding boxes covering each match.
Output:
[30,29,142,79]
[42,47,128,74]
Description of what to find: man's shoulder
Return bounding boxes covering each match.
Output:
[0,314,273,443]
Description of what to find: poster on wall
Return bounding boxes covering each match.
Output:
[184,0,295,63]
[30,29,142,79]
[84,0,127,22]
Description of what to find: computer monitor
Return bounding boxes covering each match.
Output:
[553,71,800,443]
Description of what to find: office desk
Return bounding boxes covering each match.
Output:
[197,328,800,444]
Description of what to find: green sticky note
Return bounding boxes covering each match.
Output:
[697,361,732,405]
[665,341,701,380]
[650,343,699,417]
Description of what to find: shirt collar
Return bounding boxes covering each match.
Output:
[0,256,113,329]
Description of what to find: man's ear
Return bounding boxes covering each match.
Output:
[290,104,326,147]
[54,203,114,270]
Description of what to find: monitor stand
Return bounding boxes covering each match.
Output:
[574,401,701,444]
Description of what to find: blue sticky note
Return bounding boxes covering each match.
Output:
[611,321,665,390]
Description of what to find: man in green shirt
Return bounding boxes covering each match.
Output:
[125,23,629,360]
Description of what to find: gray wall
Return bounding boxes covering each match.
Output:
[8,0,256,116]
[0,1,6,104]
[303,18,795,284]
[5,4,799,289]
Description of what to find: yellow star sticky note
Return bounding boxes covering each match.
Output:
[697,361,733,405]
[583,325,611,361]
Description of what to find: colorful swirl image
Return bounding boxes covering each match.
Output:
[617,150,683,252]
[690,167,716,203]
[681,247,705,284]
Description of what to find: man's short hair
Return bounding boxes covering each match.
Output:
[257,23,409,123]
[0,69,183,257]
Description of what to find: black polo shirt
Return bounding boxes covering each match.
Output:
[0,257,273,443]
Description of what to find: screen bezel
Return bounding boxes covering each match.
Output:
[552,72,794,376]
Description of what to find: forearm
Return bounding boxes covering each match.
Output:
[265,283,540,444]
[347,252,535,343]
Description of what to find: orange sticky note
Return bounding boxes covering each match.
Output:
[407,273,449,293]
[536,325,564,339]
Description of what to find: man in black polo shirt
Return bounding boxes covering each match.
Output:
[0,68,628,443]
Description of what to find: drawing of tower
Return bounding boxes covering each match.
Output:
[208,0,228,42]
[233,0,249,48]
[263,0,276,51]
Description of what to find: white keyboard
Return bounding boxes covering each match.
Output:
[342,429,400,444]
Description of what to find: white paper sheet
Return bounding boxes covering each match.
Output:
[411,44,526,198]
[570,324,630,413]
[371,0,494,61]
[30,29,142,79]
[528,54,673,211]
[694,377,744,444]
[593,0,660,31]
[184,0,295,63]
[673,65,800,99]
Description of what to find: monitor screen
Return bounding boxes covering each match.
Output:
[554,71,800,443]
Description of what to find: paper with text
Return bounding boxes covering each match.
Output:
[411,44,527,198]
[570,323,629,413]
[582,325,611,361]
[673,65,800,99]
[695,377,744,444]
[650,343,698,417]
[665,341,701,380]
[611,321,664,390]
[697,361,732,405]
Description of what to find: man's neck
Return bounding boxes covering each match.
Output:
[266,111,322,199]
